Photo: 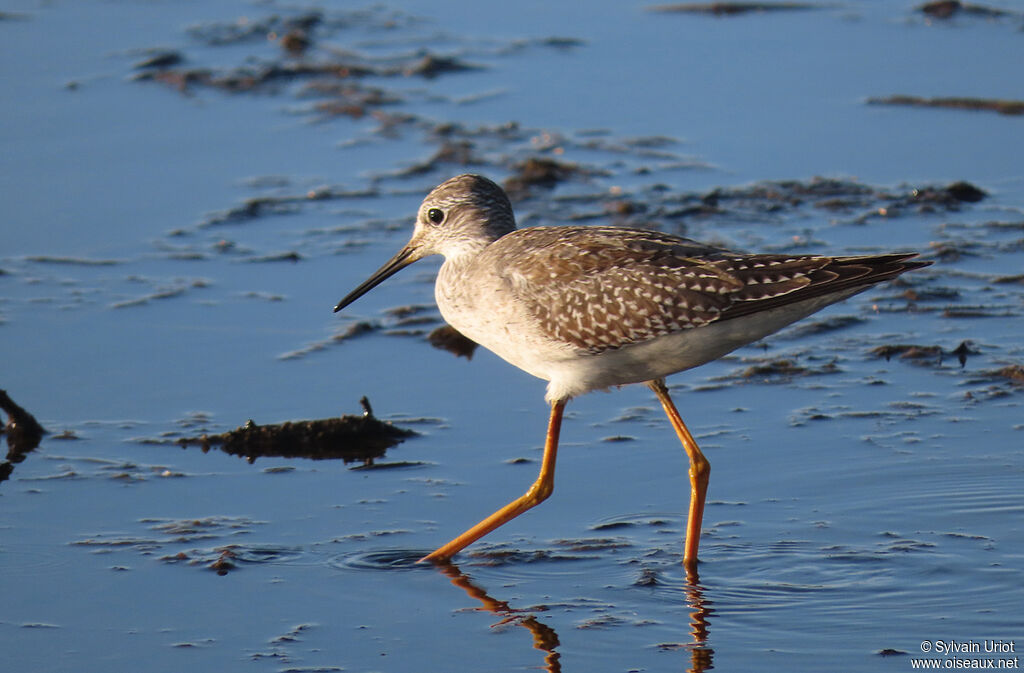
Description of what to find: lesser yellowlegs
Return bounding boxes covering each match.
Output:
[334,174,930,570]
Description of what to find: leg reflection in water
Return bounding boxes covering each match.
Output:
[682,572,714,673]
[434,560,714,673]
[437,562,562,673]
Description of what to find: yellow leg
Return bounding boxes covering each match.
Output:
[648,379,710,575]
[420,399,567,563]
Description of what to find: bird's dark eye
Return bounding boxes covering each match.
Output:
[427,208,445,224]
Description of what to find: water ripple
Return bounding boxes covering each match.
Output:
[331,548,436,571]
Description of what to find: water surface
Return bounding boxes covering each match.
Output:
[3,1,1022,671]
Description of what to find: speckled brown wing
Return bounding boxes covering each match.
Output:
[712,253,928,321]
[489,226,927,354]
[489,226,746,354]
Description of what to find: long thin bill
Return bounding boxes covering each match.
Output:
[333,245,418,313]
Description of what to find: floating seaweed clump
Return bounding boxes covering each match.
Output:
[648,2,822,15]
[870,340,977,367]
[177,397,416,467]
[1,390,46,483]
[868,95,1024,117]
[917,1,1015,20]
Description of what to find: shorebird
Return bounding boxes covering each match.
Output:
[334,174,929,571]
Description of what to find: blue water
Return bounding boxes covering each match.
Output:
[3,1,1022,671]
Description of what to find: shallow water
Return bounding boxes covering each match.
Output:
[3,1,1023,671]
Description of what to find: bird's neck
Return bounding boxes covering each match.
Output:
[441,224,514,266]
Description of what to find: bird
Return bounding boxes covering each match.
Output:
[333,173,930,572]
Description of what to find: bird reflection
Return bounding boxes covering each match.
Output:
[433,560,714,673]
[436,561,562,672]
[683,568,714,673]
